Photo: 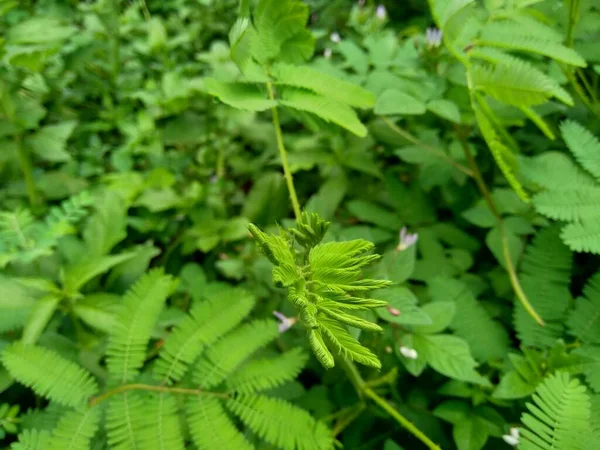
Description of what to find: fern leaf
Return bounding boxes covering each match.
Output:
[479,29,587,67]
[271,63,375,109]
[154,287,255,384]
[106,269,176,383]
[471,60,554,107]
[514,228,573,348]
[106,391,147,450]
[561,120,600,181]
[307,329,335,369]
[520,372,591,450]
[428,278,509,362]
[186,396,253,450]
[47,407,99,450]
[561,221,600,254]
[204,78,276,111]
[573,346,600,393]
[279,87,368,137]
[534,188,600,221]
[226,394,333,450]
[319,317,381,368]
[316,302,383,332]
[136,394,185,450]
[567,272,600,344]
[519,152,596,191]
[193,319,279,389]
[227,348,308,394]
[1,343,98,408]
[10,430,52,450]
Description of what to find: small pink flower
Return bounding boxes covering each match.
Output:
[273,311,297,333]
[397,227,418,251]
[425,27,443,49]
[387,305,401,316]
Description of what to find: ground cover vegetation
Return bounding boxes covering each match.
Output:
[1,0,600,449]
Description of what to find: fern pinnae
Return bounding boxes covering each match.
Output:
[154,288,255,384]
[1,343,98,408]
[46,407,100,450]
[106,269,176,383]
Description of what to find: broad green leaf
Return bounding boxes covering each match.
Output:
[8,17,76,44]
[204,79,276,111]
[453,416,489,450]
[492,371,537,399]
[427,99,461,123]
[374,287,431,325]
[25,121,76,162]
[374,89,426,116]
[272,63,375,109]
[63,253,136,295]
[411,301,456,334]
[21,296,60,345]
[279,88,368,137]
[415,334,491,386]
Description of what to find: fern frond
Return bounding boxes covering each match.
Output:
[514,228,572,347]
[186,396,253,450]
[106,391,147,450]
[47,408,99,450]
[534,188,600,221]
[193,319,279,389]
[227,348,308,394]
[478,29,586,67]
[10,430,51,450]
[519,152,596,191]
[561,221,600,254]
[271,63,375,109]
[1,343,98,408]
[316,301,383,332]
[567,272,600,344]
[106,269,176,383]
[561,120,600,181]
[520,372,591,450]
[307,329,335,369]
[309,240,375,270]
[319,317,381,369]
[279,87,368,137]
[428,278,509,362]
[290,211,330,249]
[573,346,600,393]
[471,60,554,107]
[154,287,255,384]
[136,394,184,450]
[226,394,334,450]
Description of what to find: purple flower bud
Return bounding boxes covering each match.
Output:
[376,4,387,20]
[387,305,401,316]
[397,227,418,251]
[273,311,297,333]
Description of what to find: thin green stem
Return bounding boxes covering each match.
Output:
[110,0,121,85]
[364,388,441,450]
[566,0,580,48]
[332,403,366,437]
[266,81,301,220]
[383,117,474,177]
[457,131,545,326]
[16,135,39,209]
[89,383,228,407]
[336,359,438,449]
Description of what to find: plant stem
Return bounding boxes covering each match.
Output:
[336,358,439,449]
[363,388,441,450]
[16,135,39,209]
[566,0,581,48]
[110,0,121,85]
[457,131,545,326]
[266,81,302,220]
[89,383,229,407]
[331,403,366,437]
[383,117,475,177]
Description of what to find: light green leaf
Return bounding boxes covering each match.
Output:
[493,371,537,399]
[63,252,136,295]
[453,416,489,450]
[21,296,60,345]
[374,287,431,325]
[204,78,276,111]
[374,89,427,116]
[427,99,461,123]
[411,301,456,334]
[25,121,76,163]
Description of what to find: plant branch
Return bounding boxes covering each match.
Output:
[364,387,441,450]
[89,383,229,407]
[331,403,366,437]
[383,117,474,178]
[457,130,545,326]
[336,358,439,449]
[266,81,302,220]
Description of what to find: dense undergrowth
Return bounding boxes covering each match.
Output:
[1,0,600,449]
